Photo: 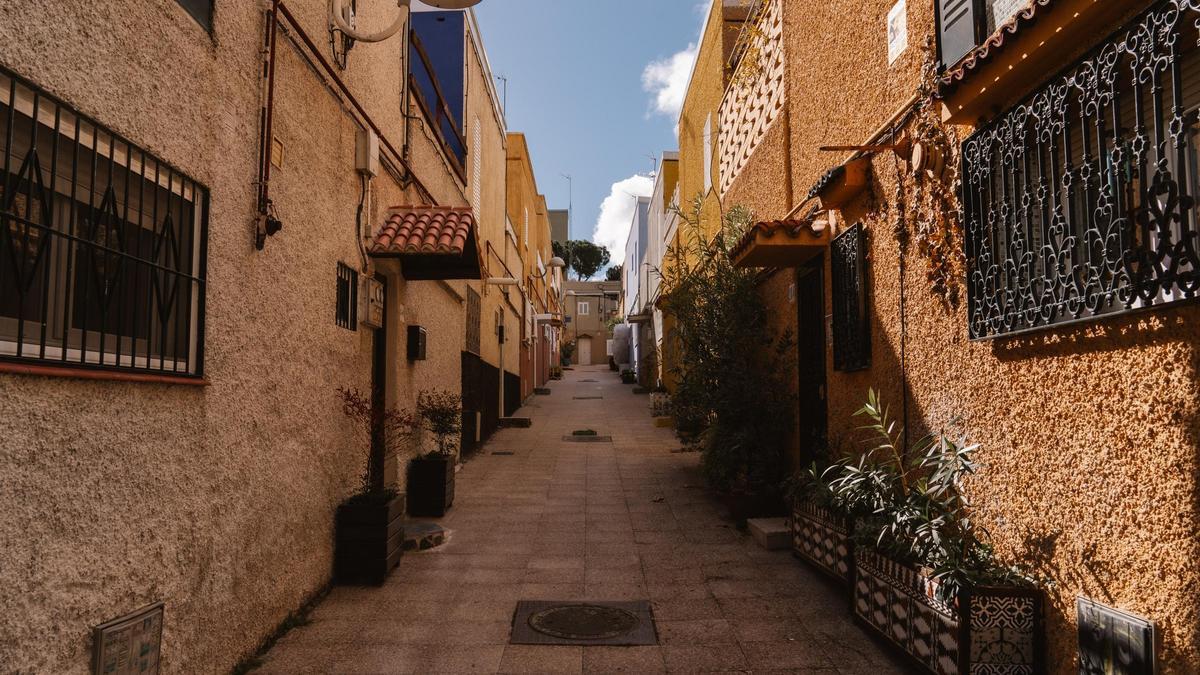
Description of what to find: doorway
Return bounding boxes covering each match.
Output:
[577,337,591,365]
[369,274,388,492]
[795,256,827,467]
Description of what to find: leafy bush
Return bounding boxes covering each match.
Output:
[819,389,1035,601]
[337,387,413,498]
[416,389,462,457]
[658,198,795,499]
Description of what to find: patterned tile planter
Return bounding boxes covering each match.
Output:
[853,549,1043,674]
[790,496,853,583]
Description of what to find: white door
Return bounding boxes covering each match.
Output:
[577,338,591,365]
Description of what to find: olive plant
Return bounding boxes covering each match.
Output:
[822,389,1033,601]
[657,197,795,499]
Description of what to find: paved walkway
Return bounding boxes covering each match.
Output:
[255,365,906,674]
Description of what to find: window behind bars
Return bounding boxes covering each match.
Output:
[0,68,208,376]
[961,1,1200,339]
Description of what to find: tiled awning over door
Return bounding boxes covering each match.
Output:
[370,205,484,280]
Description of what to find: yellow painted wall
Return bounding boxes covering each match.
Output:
[716,0,1200,670]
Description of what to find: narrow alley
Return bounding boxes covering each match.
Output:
[252,365,905,674]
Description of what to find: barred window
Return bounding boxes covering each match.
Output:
[831,222,869,371]
[0,68,208,377]
[335,262,357,330]
[174,0,214,32]
[962,0,1200,339]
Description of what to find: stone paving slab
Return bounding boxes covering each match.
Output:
[252,365,907,674]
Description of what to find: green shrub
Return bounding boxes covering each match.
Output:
[658,198,795,498]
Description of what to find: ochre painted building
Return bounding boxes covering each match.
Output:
[0,2,528,672]
[703,0,1200,670]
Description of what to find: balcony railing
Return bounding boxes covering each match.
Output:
[961,0,1200,339]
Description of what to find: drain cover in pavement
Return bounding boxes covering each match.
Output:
[573,395,603,400]
[580,379,598,382]
[511,601,656,645]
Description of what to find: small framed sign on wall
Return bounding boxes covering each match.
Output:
[93,603,164,675]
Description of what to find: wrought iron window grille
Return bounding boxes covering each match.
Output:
[0,66,208,376]
[335,262,358,330]
[831,222,870,371]
[962,0,1200,340]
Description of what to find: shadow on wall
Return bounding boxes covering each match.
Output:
[989,305,1200,361]
[988,304,1200,669]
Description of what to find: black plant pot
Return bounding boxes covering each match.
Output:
[334,493,405,586]
[407,455,455,517]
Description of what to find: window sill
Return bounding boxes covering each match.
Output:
[0,361,209,386]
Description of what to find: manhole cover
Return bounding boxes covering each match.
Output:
[529,604,639,640]
[511,600,657,646]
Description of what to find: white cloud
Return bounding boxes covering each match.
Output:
[641,43,698,119]
[592,174,655,264]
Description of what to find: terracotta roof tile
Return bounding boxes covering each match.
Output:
[370,206,475,256]
[940,0,1053,91]
[730,206,827,260]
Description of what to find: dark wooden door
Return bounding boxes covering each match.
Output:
[369,274,388,492]
[795,256,827,466]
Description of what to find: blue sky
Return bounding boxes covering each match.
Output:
[472,0,705,261]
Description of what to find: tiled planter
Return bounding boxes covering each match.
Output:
[790,496,852,583]
[853,549,1043,675]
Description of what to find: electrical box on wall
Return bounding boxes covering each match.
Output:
[360,276,384,329]
[407,325,427,361]
[355,127,379,177]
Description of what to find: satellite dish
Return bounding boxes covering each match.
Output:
[330,0,482,44]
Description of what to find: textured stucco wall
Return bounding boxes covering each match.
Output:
[720,0,1200,670]
[677,0,728,239]
[0,1,489,672]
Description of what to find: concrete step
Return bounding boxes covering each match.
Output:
[747,517,790,551]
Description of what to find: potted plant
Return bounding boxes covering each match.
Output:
[819,390,1044,674]
[334,387,412,586]
[620,368,637,384]
[407,389,462,517]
